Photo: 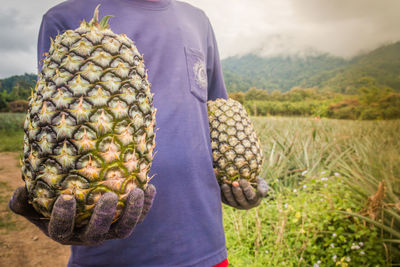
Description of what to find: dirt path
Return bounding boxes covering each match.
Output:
[0,152,70,267]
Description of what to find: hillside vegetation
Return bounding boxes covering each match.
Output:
[223,42,400,94]
[223,42,400,120]
[0,73,36,112]
[1,42,399,119]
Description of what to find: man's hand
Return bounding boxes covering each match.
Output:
[221,177,271,210]
[9,185,156,246]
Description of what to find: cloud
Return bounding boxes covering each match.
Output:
[187,0,400,58]
[0,0,64,78]
[0,0,399,77]
[288,0,400,56]
[0,8,38,52]
[0,49,37,78]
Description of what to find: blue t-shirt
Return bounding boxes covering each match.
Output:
[38,0,228,266]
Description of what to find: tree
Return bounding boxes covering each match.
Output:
[228,92,245,104]
[0,90,8,110]
[245,88,269,101]
[357,77,393,105]
[9,82,31,101]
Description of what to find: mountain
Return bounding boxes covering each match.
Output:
[222,42,400,93]
[1,42,399,96]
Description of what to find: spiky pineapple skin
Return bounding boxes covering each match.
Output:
[207,98,263,186]
[22,17,156,227]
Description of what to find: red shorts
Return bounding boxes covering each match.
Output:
[213,258,229,267]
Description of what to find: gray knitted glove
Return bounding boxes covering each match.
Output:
[9,185,156,245]
[221,177,271,210]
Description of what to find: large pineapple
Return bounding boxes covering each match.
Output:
[22,6,156,227]
[208,98,263,186]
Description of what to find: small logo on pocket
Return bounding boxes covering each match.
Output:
[193,60,207,91]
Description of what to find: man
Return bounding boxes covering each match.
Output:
[9,0,269,266]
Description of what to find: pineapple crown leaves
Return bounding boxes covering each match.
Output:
[41,5,113,63]
[83,4,113,30]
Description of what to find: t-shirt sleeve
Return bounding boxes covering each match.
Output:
[206,19,228,101]
[37,13,63,70]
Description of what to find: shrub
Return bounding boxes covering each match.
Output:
[8,100,29,113]
[358,107,383,120]
[224,173,386,266]
[228,92,245,104]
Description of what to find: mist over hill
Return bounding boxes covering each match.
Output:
[222,41,400,93]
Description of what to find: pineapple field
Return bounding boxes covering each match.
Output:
[1,115,399,266]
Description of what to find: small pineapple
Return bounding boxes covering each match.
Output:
[22,6,156,227]
[207,98,263,186]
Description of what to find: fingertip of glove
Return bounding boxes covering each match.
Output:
[231,185,243,194]
[238,179,250,188]
[221,183,229,189]
[128,188,144,206]
[9,186,28,213]
[220,183,231,193]
[99,192,119,206]
[146,184,156,195]
[257,180,272,198]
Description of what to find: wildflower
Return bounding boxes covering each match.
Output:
[351,243,360,250]
[317,260,321,264]
[359,242,364,247]
[284,203,288,209]
[293,189,297,193]
[321,177,328,181]
[321,171,327,175]
[360,251,365,255]
[265,250,269,254]
[332,233,337,237]
[295,211,301,219]
[330,243,335,248]
[324,183,328,187]
[303,185,307,189]
[313,264,319,267]
[332,255,337,262]
[301,170,308,176]
[334,172,340,177]
[345,256,351,262]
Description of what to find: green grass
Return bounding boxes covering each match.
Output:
[0,113,398,265]
[0,113,25,131]
[0,131,24,152]
[0,113,25,152]
[223,175,385,266]
[223,117,399,266]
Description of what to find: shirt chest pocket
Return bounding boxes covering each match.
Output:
[184,47,208,102]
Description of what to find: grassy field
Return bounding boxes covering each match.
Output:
[0,113,24,152]
[224,117,400,266]
[0,113,399,266]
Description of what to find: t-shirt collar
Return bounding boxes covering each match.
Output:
[119,0,172,10]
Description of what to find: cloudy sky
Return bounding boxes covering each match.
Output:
[1,0,399,78]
